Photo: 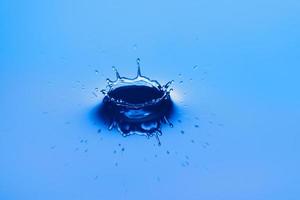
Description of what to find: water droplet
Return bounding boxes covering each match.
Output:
[92,92,98,97]
[164,116,173,128]
[50,145,56,150]
[193,65,198,70]
[95,69,99,74]
[180,130,185,134]
[133,44,138,50]
[194,124,199,128]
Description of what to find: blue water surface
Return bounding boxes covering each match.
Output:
[1,0,300,199]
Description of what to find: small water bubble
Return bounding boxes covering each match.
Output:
[95,69,99,74]
[191,139,195,143]
[179,80,183,84]
[193,65,198,70]
[113,150,117,154]
[194,124,199,128]
[84,149,88,153]
[80,139,84,143]
[97,129,102,133]
[166,151,170,155]
[177,119,182,123]
[180,130,185,134]
[115,162,118,167]
[121,147,125,152]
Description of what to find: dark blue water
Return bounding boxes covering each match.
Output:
[93,63,174,145]
[1,0,300,199]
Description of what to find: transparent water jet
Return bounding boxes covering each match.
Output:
[100,59,174,145]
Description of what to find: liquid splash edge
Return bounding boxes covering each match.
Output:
[96,59,174,145]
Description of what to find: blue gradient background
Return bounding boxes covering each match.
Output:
[1,0,300,199]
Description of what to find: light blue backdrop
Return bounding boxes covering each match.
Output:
[1,0,300,199]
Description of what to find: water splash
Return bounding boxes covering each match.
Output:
[100,58,174,145]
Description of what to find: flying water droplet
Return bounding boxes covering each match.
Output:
[136,58,141,77]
